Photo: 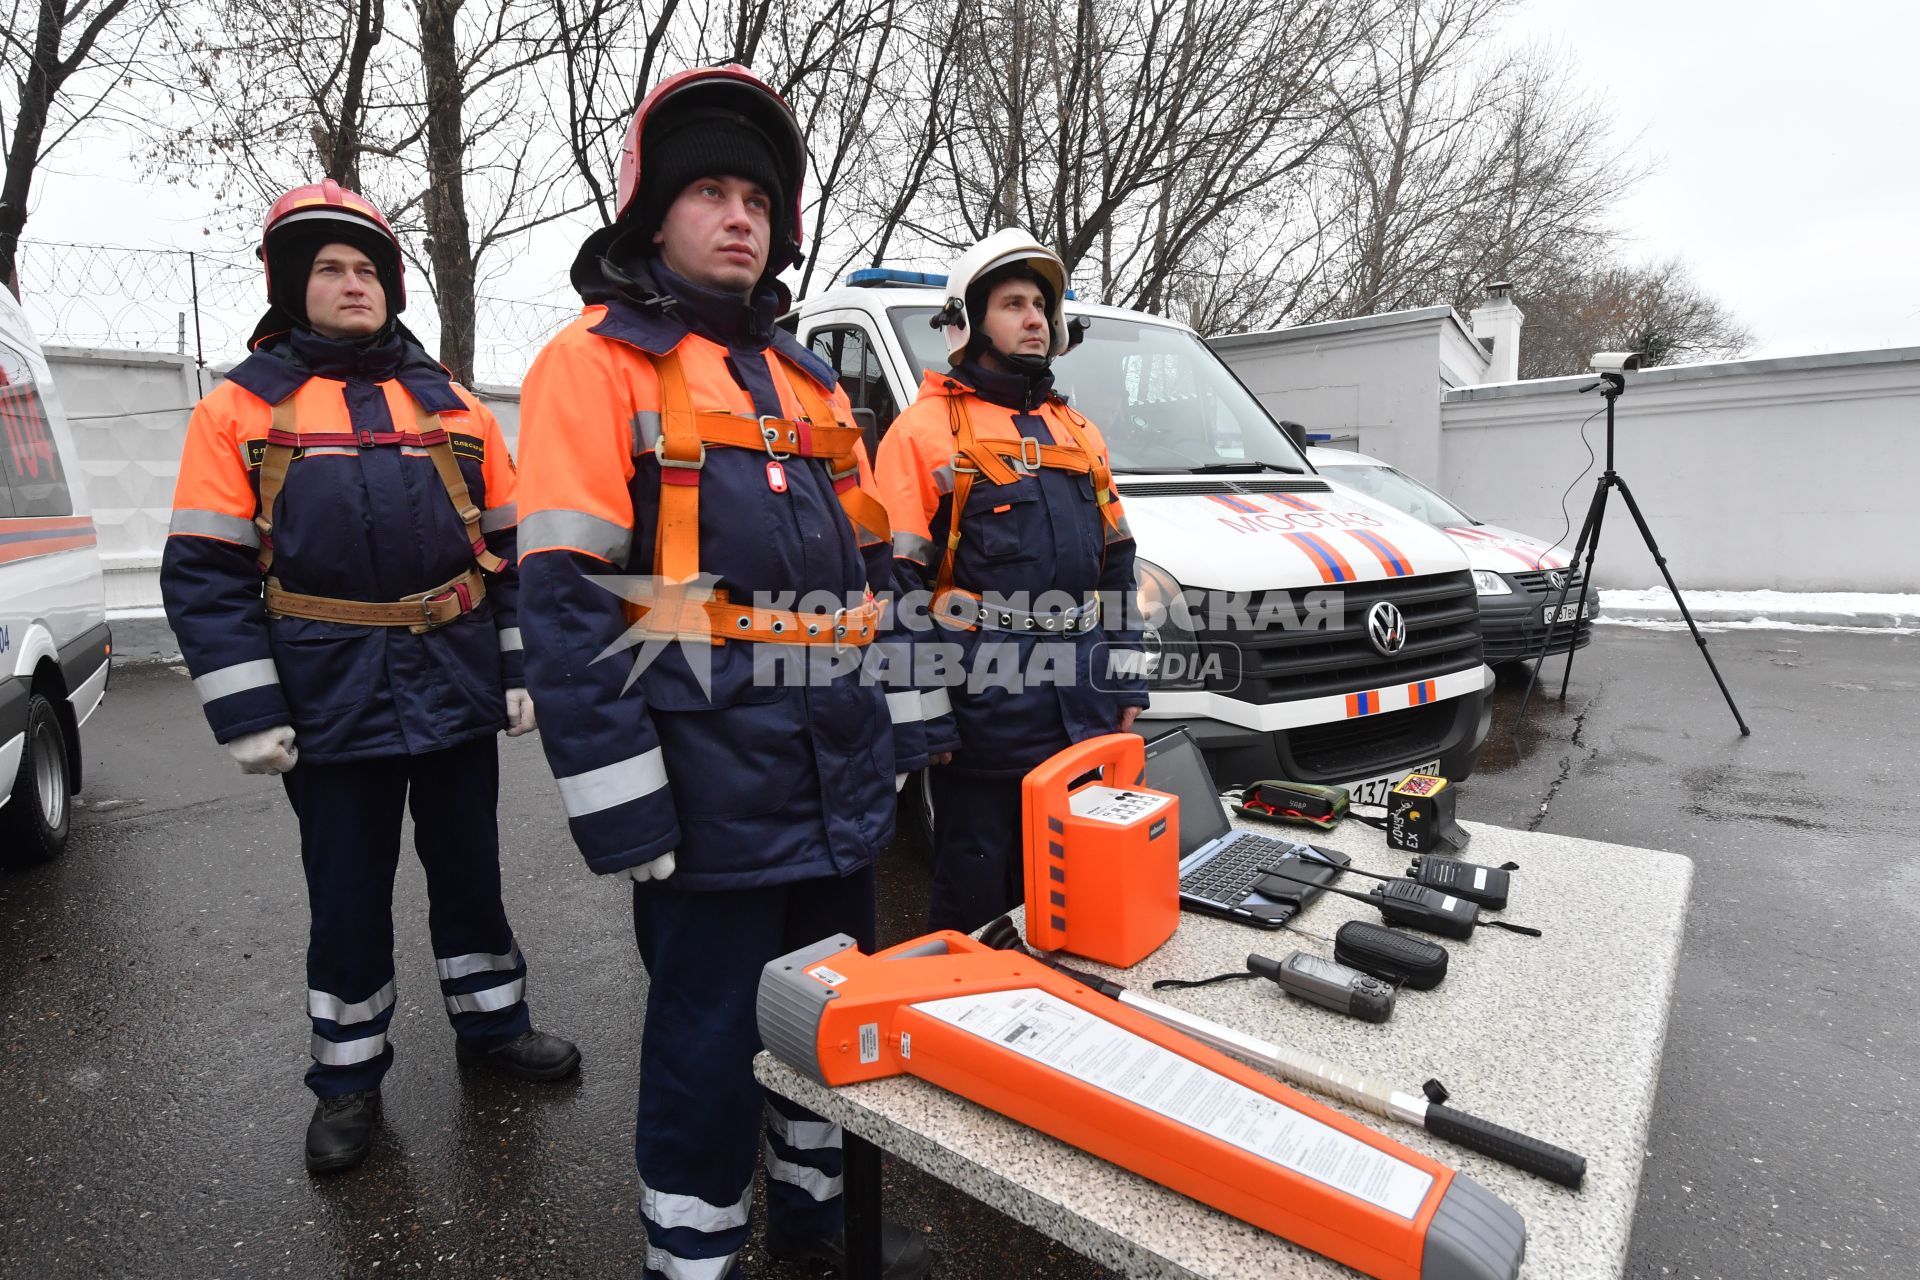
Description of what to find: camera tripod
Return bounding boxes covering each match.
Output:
[1512,371,1750,735]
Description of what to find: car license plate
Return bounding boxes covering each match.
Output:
[1340,760,1440,808]
[1542,599,1593,625]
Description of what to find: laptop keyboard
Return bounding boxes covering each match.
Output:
[1180,834,1312,905]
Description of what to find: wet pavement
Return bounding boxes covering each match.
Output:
[1,625,1912,1278]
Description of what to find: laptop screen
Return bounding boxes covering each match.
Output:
[1142,729,1234,857]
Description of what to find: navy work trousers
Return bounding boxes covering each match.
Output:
[927,770,1025,935]
[282,734,530,1098]
[629,868,876,1280]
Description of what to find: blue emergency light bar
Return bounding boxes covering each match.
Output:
[846,267,1077,299]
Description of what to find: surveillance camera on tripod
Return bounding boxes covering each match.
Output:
[1513,351,1750,736]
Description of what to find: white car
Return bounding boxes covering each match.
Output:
[1306,446,1595,666]
[1,287,111,862]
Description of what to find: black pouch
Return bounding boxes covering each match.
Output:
[1334,920,1449,990]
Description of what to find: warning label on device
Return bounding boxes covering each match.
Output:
[912,987,1432,1219]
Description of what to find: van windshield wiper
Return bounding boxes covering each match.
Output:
[1186,460,1307,475]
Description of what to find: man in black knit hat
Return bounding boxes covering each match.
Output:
[516,67,934,1280]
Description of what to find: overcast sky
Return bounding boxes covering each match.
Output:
[23,0,1920,364]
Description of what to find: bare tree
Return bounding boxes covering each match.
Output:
[1518,257,1753,378]
[0,0,155,296]
[886,0,1388,315]
[150,0,582,381]
[1299,2,1639,331]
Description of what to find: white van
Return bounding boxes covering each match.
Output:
[0,289,110,862]
[786,272,1493,810]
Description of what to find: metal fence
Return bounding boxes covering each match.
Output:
[15,239,578,387]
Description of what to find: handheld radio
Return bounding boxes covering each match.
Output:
[1259,867,1481,939]
[1408,855,1512,911]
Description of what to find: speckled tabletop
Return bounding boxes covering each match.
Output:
[754,819,1694,1278]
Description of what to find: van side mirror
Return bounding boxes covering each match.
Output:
[1278,419,1307,450]
[851,406,880,451]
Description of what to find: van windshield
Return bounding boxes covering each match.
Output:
[1315,460,1476,528]
[888,306,1308,474]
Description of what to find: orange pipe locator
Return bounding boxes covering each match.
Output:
[758,931,1524,1280]
[1022,733,1179,967]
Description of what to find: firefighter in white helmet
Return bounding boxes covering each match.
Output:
[874,229,1150,932]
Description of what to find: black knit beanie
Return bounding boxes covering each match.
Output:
[635,108,788,259]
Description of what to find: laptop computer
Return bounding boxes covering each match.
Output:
[1142,727,1349,928]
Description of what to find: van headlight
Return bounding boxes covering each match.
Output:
[1133,559,1205,686]
[1471,570,1512,596]
[1134,558,1186,630]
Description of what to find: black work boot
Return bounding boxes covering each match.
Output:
[305,1089,380,1174]
[766,1220,932,1280]
[455,1028,581,1082]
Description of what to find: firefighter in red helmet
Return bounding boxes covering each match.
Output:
[515,68,935,1278]
[160,179,579,1176]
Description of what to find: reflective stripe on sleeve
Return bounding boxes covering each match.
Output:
[629,410,664,454]
[639,1178,752,1235]
[761,1142,843,1202]
[481,502,518,532]
[519,508,633,565]
[436,945,522,981]
[310,1032,387,1066]
[195,658,280,703]
[931,462,956,495]
[891,531,935,564]
[169,508,261,548]
[643,1247,739,1280]
[920,686,953,720]
[886,690,921,725]
[497,627,524,653]
[308,980,396,1026]
[766,1109,842,1153]
[444,976,526,1015]
[555,748,668,818]
[1108,649,1153,678]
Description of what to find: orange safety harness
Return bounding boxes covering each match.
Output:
[254,399,503,634]
[633,346,890,647]
[933,383,1128,627]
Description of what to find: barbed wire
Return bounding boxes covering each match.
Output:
[14,239,578,386]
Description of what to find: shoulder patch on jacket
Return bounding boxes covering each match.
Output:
[449,433,486,462]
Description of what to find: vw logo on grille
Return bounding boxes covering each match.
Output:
[1546,569,1568,592]
[1367,601,1407,656]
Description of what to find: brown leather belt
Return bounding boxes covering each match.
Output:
[265,568,487,634]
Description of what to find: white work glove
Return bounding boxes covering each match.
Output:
[228,725,298,775]
[626,851,677,882]
[505,687,537,737]
[895,772,908,793]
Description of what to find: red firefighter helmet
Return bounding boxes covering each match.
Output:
[615,65,808,271]
[258,179,406,310]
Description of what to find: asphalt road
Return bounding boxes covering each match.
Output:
[1,623,1912,1279]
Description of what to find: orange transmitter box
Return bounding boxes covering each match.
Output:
[1022,734,1179,967]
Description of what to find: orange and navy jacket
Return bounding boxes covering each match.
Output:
[159,327,521,762]
[875,365,1148,777]
[515,287,923,887]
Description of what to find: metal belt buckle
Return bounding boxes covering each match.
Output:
[658,439,706,470]
[760,416,794,460]
[1019,437,1042,472]
[832,605,851,652]
[418,589,454,628]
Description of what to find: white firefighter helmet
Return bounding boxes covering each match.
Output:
[934,228,1071,364]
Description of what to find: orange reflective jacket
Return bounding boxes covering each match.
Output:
[161,331,520,761]
[516,298,922,886]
